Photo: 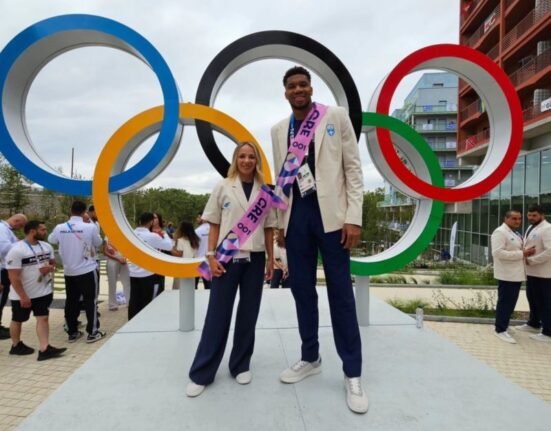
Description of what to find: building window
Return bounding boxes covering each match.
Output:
[541,149,551,193]
[526,152,540,196]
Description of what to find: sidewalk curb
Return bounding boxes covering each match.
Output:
[407,314,525,325]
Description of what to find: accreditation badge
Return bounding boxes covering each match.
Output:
[297,163,316,197]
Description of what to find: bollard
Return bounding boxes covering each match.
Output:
[355,275,370,327]
[178,278,195,331]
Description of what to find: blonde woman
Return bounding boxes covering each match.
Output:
[186,142,276,397]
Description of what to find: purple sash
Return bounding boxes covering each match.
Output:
[198,103,328,280]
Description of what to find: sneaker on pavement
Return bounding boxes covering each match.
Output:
[513,324,540,334]
[236,371,252,385]
[9,341,35,355]
[280,357,322,383]
[529,333,551,343]
[186,381,206,397]
[86,330,106,343]
[68,331,83,343]
[37,345,67,361]
[345,377,369,414]
[0,325,10,340]
[494,331,517,344]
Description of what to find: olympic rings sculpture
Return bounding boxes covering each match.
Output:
[0,14,523,278]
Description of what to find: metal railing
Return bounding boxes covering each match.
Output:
[414,105,457,113]
[458,129,490,154]
[523,101,551,123]
[460,98,484,120]
[508,49,551,87]
[414,123,457,132]
[502,7,551,52]
[465,5,500,48]
[460,0,486,26]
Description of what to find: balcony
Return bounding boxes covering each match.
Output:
[461,0,497,31]
[460,98,485,124]
[502,7,551,54]
[414,123,457,133]
[464,5,500,49]
[430,142,457,151]
[441,160,460,169]
[458,129,490,155]
[523,99,551,124]
[486,43,500,61]
[414,104,457,114]
[508,49,551,89]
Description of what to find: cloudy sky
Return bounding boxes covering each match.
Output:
[0,0,460,195]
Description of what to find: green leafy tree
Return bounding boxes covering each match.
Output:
[0,156,31,215]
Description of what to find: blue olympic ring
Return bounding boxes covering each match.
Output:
[0,14,181,195]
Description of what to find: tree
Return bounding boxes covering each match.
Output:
[0,157,31,215]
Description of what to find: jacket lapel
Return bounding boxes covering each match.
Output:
[314,111,329,166]
[230,177,249,212]
[277,119,289,172]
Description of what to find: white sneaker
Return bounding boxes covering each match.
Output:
[345,377,369,414]
[236,371,252,385]
[513,324,540,334]
[280,357,322,383]
[529,333,551,343]
[494,331,517,344]
[186,381,206,397]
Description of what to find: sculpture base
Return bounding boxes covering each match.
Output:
[16,289,551,431]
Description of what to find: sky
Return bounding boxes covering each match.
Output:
[0,0,460,195]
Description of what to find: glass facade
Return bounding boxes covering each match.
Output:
[434,148,551,266]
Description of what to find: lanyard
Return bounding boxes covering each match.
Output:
[24,240,47,264]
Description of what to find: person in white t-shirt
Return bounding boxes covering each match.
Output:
[128,212,173,320]
[171,221,199,290]
[49,201,104,343]
[6,220,66,361]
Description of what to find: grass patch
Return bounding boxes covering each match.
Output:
[387,297,526,319]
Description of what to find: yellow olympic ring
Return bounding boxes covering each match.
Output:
[93,103,272,278]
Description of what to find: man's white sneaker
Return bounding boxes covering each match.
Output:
[280,357,322,383]
[494,331,517,344]
[513,324,540,334]
[345,377,369,414]
[529,333,551,343]
[236,371,252,385]
[186,381,206,397]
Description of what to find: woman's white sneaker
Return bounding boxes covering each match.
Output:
[345,377,369,414]
[494,331,517,344]
[186,381,205,397]
[280,357,322,383]
[236,371,252,385]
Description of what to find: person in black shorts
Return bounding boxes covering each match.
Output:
[6,220,66,361]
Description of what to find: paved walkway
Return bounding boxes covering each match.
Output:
[0,278,549,430]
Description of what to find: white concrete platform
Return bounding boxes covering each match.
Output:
[17,289,551,431]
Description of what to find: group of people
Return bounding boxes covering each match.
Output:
[491,205,551,344]
[185,66,368,414]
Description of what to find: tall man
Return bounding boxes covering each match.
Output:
[128,212,172,320]
[0,213,27,339]
[48,201,105,343]
[515,205,551,342]
[271,66,367,413]
[491,210,535,344]
[6,220,66,360]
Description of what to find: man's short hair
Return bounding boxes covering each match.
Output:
[283,66,311,86]
[504,209,521,219]
[24,220,44,234]
[139,212,155,226]
[527,204,544,214]
[71,201,87,215]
